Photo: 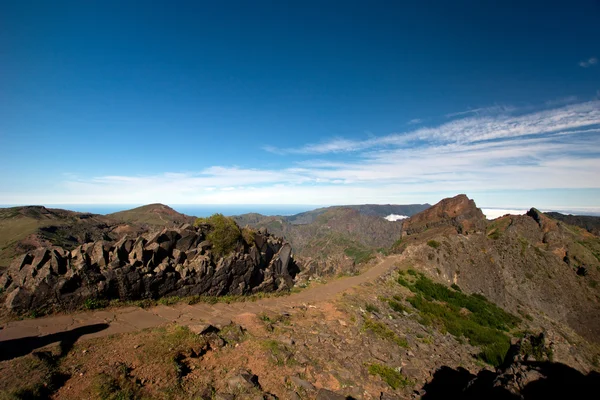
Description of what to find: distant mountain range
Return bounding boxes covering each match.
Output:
[0,203,428,270]
[544,211,600,236]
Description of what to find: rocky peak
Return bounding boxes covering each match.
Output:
[402,194,486,236]
[526,207,560,233]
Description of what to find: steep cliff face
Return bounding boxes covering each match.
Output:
[402,194,486,236]
[0,224,299,314]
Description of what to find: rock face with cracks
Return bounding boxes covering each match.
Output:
[1,224,299,313]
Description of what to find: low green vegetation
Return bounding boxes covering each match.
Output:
[362,318,409,348]
[488,230,502,240]
[367,363,411,389]
[344,246,374,265]
[519,333,554,361]
[241,226,256,245]
[426,240,440,249]
[92,364,143,400]
[0,352,66,399]
[261,339,294,366]
[387,297,408,314]
[398,270,521,366]
[576,239,600,263]
[83,298,109,310]
[365,303,380,313]
[194,213,242,257]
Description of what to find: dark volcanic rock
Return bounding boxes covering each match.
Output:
[422,333,600,399]
[2,224,299,313]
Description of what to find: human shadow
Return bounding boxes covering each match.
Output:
[421,362,600,400]
[0,323,109,361]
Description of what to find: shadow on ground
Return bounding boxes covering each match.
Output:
[422,362,600,400]
[0,323,109,361]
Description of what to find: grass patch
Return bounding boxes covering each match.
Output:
[83,298,110,310]
[365,303,380,313]
[386,296,408,314]
[261,340,294,366]
[367,363,411,389]
[427,240,440,249]
[362,318,408,348]
[92,363,143,400]
[344,247,374,265]
[0,352,68,399]
[157,296,182,306]
[139,325,205,367]
[487,230,502,240]
[399,272,520,366]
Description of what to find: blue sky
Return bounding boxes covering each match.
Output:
[1,1,599,212]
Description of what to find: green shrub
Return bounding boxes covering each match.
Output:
[194,213,242,257]
[157,296,181,306]
[241,227,256,245]
[427,240,440,249]
[401,274,520,367]
[488,230,502,240]
[367,363,411,389]
[83,298,109,310]
[363,318,408,348]
[344,247,374,265]
[387,299,408,313]
[365,303,380,313]
[451,283,462,292]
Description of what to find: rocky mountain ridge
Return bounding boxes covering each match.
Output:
[0,222,298,315]
[234,205,429,278]
[397,195,600,344]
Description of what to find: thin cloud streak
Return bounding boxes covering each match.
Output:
[2,100,599,207]
[579,57,597,68]
[275,100,600,155]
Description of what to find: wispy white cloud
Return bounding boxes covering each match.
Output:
[276,101,600,155]
[579,57,598,68]
[407,118,422,125]
[445,105,515,118]
[2,100,599,209]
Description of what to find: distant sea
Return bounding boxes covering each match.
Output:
[2,204,325,217]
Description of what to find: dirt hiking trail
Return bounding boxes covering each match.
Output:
[0,255,402,357]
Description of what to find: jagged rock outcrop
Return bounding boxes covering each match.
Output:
[423,333,600,399]
[402,194,486,236]
[0,224,299,314]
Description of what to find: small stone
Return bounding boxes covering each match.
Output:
[227,370,260,391]
[289,376,315,392]
[189,324,220,335]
